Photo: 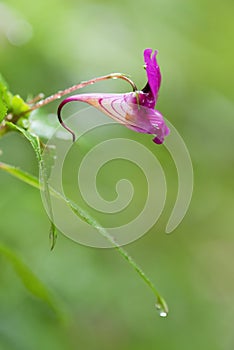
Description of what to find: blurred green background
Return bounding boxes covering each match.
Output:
[0,0,234,349]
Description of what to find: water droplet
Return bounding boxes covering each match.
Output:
[159,311,168,317]
[155,303,168,318]
[6,114,13,120]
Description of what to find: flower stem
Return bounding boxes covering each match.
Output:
[24,73,137,114]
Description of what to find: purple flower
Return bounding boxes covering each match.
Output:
[57,48,169,144]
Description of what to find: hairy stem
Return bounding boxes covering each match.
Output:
[24,73,137,114]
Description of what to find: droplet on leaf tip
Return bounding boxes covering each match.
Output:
[155,303,168,318]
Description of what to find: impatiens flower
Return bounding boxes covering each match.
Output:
[57,48,169,144]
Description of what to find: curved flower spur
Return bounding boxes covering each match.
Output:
[57,48,170,144]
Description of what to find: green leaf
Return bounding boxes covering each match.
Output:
[0,160,168,315]
[0,96,8,123]
[11,94,29,115]
[0,74,30,127]
[0,161,40,189]
[5,122,57,249]
[0,242,67,322]
[0,73,8,89]
[29,111,60,140]
[0,75,9,122]
[66,198,168,316]
[5,121,42,161]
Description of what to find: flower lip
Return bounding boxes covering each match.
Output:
[142,48,161,106]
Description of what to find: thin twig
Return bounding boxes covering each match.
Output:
[22,73,137,115]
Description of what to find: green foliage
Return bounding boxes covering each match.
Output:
[0,161,40,189]
[5,121,42,160]
[0,243,64,319]
[0,75,9,122]
[5,121,57,249]
[0,74,30,130]
[10,94,29,116]
[0,160,168,315]
[29,111,59,140]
